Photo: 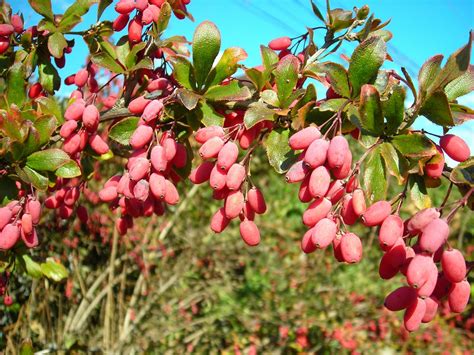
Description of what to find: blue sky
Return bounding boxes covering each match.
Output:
[12,0,474,153]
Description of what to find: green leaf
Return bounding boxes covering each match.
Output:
[409,175,431,210]
[47,32,67,59]
[60,0,95,31]
[36,96,63,124]
[379,142,408,184]
[56,160,81,178]
[204,81,251,102]
[169,56,195,90]
[7,61,27,107]
[274,55,300,107]
[207,47,247,87]
[97,0,113,20]
[358,84,383,135]
[319,98,348,112]
[363,145,387,202]
[91,52,126,74]
[260,90,280,107]
[418,54,443,101]
[450,157,474,187]
[192,21,221,90]
[260,45,279,72]
[40,258,68,282]
[310,0,326,22]
[348,36,387,97]
[28,0,53,21]
[244,101,277,129]
[15,166,49,191]
[245,68,266,92]
[419,91,454,126]
[109,117,139,145]
[177,89,200,110]
[329,9,354,32]
[0,175,17,203]
[391,134,437,159]
[19,254,42,279]
[450,103,474,125]
[157,2,172,34]
[19,340,34,355]
[26,149,71,172]
[38,60,60,94]
[444,65,474,101]
[34,115,58,147]
[263,129,297,174]
[319,62,351,98]
[199,101,224,127]
[383,85,406,135]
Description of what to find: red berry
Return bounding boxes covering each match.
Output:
[384,286,417,311]
[441,249,466,283]
[0,223,20,250]
[311,218,337,249]
[64,100,86,121]
[289,127,321,150]
[82,105,100,131]
[209,164,227,190]
[422,296,439,323]
[217,141,239,171]
[129,157,150,181]
[302,197,332,227]
[149,173,166,199]
[99,186,118,202]
[308,166,331,198]
[268,36,292,51]
[190,161,214,184]
[142,100,164,122]
[304,139,329,168]
[128,17,143,43]
[439,134,470,162]
[113,13,130,31]
[403,297,426,332]
[129,96,151,114]
[406,208,440,235]
[448,280,470,313]
[351,189,366,216]
[226,164,247,190]
[199,136,224,159]
[340,232,362,263]
[89,134,110,155]
[115,0,136,14]
[361,200,391,227]
[195,126,225,144]
[0,24,14,36]
[247,187,266,214]
[74,69,89,87]
[225,190,245,219]
[419,218,449,254]
[239,219,260,246]
[327,136,349,169]
[406,254,433,289]
[164,179,179,205]
[0,207,13,230]
[11,15,24,33]
[130,125,154,149]
[379,215,404,248]
[211,208,230,233]
[301,227,317,254]
[286,160,310,183]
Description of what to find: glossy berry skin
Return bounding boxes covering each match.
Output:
[239,219,260,246]
[268,36,292,51]
[361,201,391,227]
[439,134,470,162]
[384,286,417,311]
[448,280,470,313]
[441,248,466,283]
[340,233,362,263]
[419,218,449,253]
[288,127,321,150]
[404,297,426,332]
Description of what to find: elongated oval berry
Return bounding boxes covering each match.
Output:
[361,200,391,227]
[63,133,82,155]
[384,286,417,311]
[301,227,317,254]
[341,195,358,225]
[26,199,41,225]
[211,208,230,233]
[199,136,224,159]
[99,186,118,202]
[128,17,142,43]
[217,141,239,171]
[340,233,362,263]
[164,179,179,205]
[379,214,404,248]
[163,138,177,161]
[82,105,99,131]
[0,24,14,36]
[115,0,136,14]
[129,96,151,114]
[11,15,23,33]
[133,179,149,201]
[332,236,344,262]
[247,187,266,214]
[325,180,344,204]
[311,218,337,249]
[147,78,169,92]
[419,218,449,253]
[130,125,154,149]
[289,127,321,150]
[302,197,332,227]
[406,254,433,288]
[327,136,349,169]
[309,166,330,198]
[416,260,438,297]
[189,161,214,184]
[209,165,227,190]
[304,139,329,168]
[60,120,78,139]
[441,249,466,283]
[0,37,9,55]
[142,7,155,25]
[239,219,260,246]
[225,190,245,219]
[141,99,163,121]
[406,208,440,235]
[149,173,166,199]
[268,36,291,51]
[351,189,366,216]
[22,228,38,248]
[298,176,312,203]
[74,69,89,87]
[286,160,310,183]
[64,100,86,121]
[439,134,470,162]
[129,157,150,181]
[28,83,43,99]
[448,280,470,313]
[331,149,352,180]
[173,143,187,168]
[404,297,426,332]
[151,145,168,172]
[195,126,225,144]
[0,207,13,230]
[89,134,110,155]
[425,149,445,178]
[432,273,451,300]
[0,223,20,250]
[113,13,129,31]
[422,296,439,323]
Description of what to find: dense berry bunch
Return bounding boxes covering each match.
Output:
[0,13,23,55]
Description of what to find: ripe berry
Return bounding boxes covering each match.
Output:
[301,227,317,254]
[190,161,214,184]
[448,280,470,313]
[211,208,230,233]
[311,218,337,249]
[164,179,179,205]
[239,219,260,246]
[130,125,154,149]
[384,286,417,311]
[289,126,321,150]
[217,141,239,171]
[327,136,349,169]
[406,208,440,235]
[82,105,100,131]
[199,136,225,159]
[406,254,433,288]
[340,233,362,263]
[439,134,470,162]
[286,160,310,183]
[247,187,266,214]
[304,139,329,168]
[308,166,331,198]
[422,296,439,323]
[225,190,245,219]
[113,13,130,31]
[419,218,449,253]
[403,297,426,332]
[351,189,366,216]
[128,18,143,43]
[361,200,391,227]
[268,36,292,51]
[441,249,466,283]
[141,99,163,121]
[302,197,332,227]
[209,165,227,190]
[89,134,110,155]
[151,145,168,172]
[0,223,20,250]
[379,214,404,248]
[195,126,225,144]
[129,96,151,114]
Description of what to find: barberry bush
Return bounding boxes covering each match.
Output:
[0,0,473,348]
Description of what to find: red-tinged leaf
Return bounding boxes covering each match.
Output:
[207,47,248,87]
[357,84,383,135]
[27,0,53,21]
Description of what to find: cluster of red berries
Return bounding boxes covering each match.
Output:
[190,115,270,246]
[0,14,23,55]
[382,208,470,331]
[99,96,187,235]
[0,193,41,251]
[44,178,88,223]
[113,0,191,37]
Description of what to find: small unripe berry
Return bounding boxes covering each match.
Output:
[289,126,321,150]
[239,219,260,246]
[439,134,470,162]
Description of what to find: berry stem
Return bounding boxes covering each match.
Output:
[445,187,474,223]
